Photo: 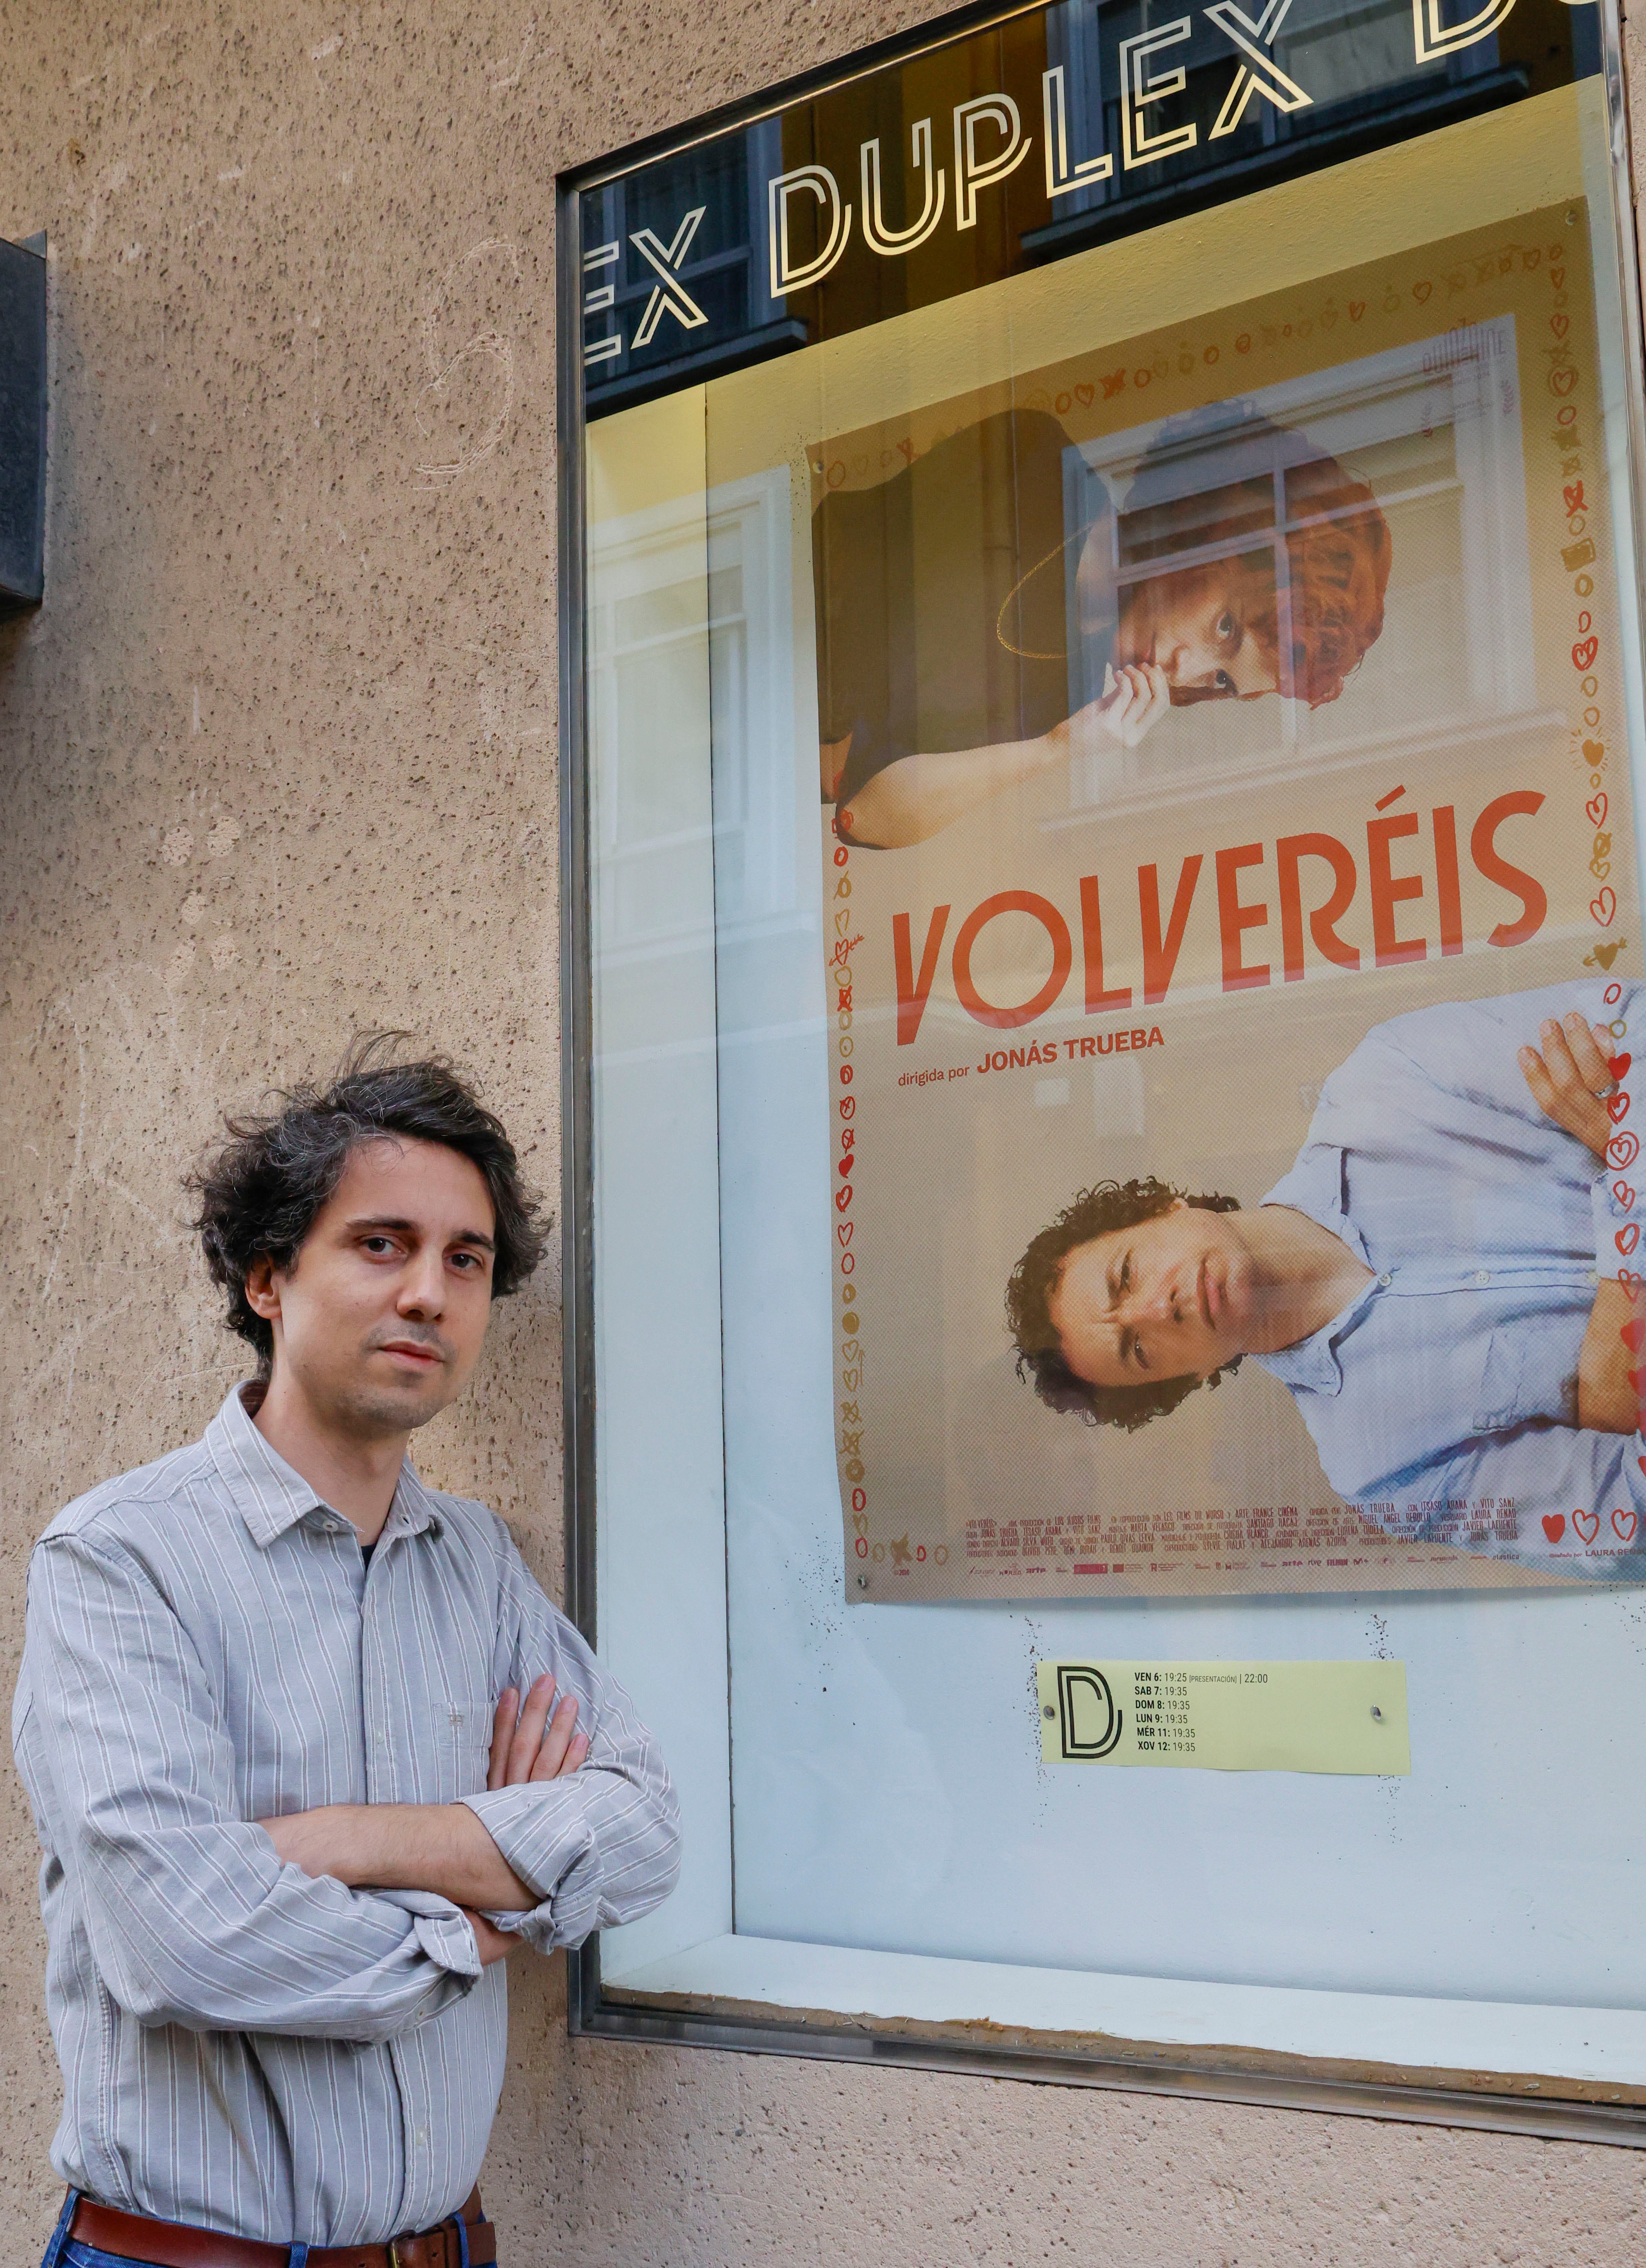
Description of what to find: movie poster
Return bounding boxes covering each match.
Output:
[821,200,1646,1599]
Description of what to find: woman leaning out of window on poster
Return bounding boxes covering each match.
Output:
[813,401,1393,851]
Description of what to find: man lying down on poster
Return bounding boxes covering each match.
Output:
[1006,980,1646,1576]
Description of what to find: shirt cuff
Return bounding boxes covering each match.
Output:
[374,1888,483,1980]
[459,1785,592,1953]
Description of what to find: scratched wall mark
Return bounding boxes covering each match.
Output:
[486,17,537,92]
[78,159,129,259]
[414,240,522,489]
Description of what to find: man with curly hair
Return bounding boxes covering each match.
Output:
[1007,982,1646,1574]
[14,1044,679,2268]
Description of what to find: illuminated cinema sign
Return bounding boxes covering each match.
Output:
[578,0,1599,414]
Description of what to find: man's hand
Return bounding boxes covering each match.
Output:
[258,1672,590,1955]
[463,1908,525,1966]
[1579,1277,1646,1433]
[489,1672,589,1788]
[1518,1011,1619,1160]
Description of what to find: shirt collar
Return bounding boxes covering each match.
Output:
[1253,1325,1349,1395]
[1247,1147,1378,1397]
[204,1383,443,1549]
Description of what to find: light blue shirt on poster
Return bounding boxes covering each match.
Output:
[1254,977,1646,1580]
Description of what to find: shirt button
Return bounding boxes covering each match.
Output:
[1475,1269,1490,1284]
[1378,1272,1393,1287]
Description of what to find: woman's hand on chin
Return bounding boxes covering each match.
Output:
[1055,663,1170,764]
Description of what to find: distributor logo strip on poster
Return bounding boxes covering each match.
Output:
[824,191,1646,1601]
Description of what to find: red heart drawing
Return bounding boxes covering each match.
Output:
[836,1222,853,1246]
[1588,794,1609,827]
[1551,366,1577,396]
[1542,1513,1567,1542]
[838,1155,853,1178]
[1617,1223,1640,1257]
[1619,1260,1644,1292]
[1614,1508,1639,1543]
[1610,1134,1640,1172]
[1074,381,1094,408]
[1610,1053,1632,1082]
[1610,1092,1632,1126]
[1574,635,1599,670]
[1349,300,1366,321]
[1616,1182,1638,1213]
[1621,1319,1645,1353]
[1575,1509,1601,1543]
[1628,1367,1646,1396]
[1565,482,1586,514]
[1551,312,1570,339]
[1638,1456,1646,1479]
[1593,887,1618,927]
[1551,267,1566,288]
[1413,279,1433,302]
[1584,739,1606,764]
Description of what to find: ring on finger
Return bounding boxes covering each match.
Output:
[1597,1079,1619,1098]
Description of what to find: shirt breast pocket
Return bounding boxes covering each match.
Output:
[435,1703,494,1800]
[1472,1326,1527,1431]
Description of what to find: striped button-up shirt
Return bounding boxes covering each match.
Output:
[12,1384,679,2247]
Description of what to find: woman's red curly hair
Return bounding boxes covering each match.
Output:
[1121,455,1391,709]
[1247,459,1392,707]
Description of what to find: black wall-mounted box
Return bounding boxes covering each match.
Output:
[0,234,45,612]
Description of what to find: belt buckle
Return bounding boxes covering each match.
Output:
[387,2233,449,2268]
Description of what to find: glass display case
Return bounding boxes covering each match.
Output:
[559,0,1646,2135]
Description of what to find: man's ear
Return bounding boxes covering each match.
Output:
[243,1255,281,1323]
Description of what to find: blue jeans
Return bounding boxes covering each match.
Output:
[41,2189,481,2268]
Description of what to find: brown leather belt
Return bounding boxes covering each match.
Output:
[65,2186,496,2268]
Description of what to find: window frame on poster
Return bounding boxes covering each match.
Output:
[556,0,1646,2141]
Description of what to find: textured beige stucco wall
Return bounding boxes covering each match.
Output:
[2,3,1646,2260]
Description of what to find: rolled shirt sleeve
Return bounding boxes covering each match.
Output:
[1259,978,1646,1577]
[1393,979,1646,1570]
[22,1531,481,2042]
[458,1530,680,1953]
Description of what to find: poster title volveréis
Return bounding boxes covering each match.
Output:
[883,789,1559,1047]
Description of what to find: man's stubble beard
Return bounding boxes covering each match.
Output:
[315,1361,459,1441]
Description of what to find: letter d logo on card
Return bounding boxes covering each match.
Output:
[1057,1665,1124,1758]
